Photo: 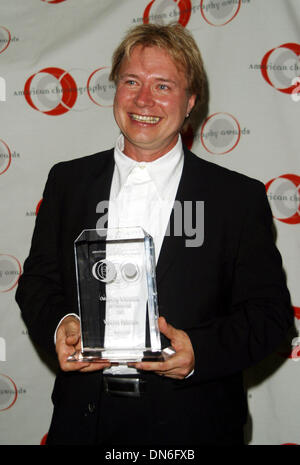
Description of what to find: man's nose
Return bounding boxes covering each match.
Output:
[134,84,155,107]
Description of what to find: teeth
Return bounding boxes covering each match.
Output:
[131,114,160,123]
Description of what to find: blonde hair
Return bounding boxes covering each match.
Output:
[109,23,206,113]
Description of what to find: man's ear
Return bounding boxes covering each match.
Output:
[187,93,197,115]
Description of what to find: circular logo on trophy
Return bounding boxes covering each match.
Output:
[121,262,140,283]
[92,260,117,284]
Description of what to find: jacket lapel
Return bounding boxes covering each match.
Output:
[156,147,208,285]
[83,149,115,231]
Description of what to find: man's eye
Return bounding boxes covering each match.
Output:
[127,80,136,85]
[158,84,169,90]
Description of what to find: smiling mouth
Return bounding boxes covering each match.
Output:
[129,113,161,124]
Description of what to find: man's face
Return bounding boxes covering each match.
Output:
[113,45,196,161]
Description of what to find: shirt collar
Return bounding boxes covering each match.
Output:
[113,134,184,200]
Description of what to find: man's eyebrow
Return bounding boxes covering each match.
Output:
[119,73,177,85]
[119,73,139,80]
[154,77,177,85]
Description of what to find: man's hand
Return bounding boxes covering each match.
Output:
[131,316,195,380]
[55,316,111,372]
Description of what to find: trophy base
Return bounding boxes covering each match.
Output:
[67,347,175,363]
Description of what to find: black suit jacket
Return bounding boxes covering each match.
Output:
[16,146,293,444]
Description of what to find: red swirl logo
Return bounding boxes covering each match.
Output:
[261,43,300,94]
[41,0,67,3]
[291,306,300,361]
[40,433,48,445]
[0,139,12,175]
[24,67,77,115]
[265,174,300,224]
[200,112,241,154]
[278,307,300,360]
[87,67,115,107]
[23,67,115,113]
[200,0,241,27]
[36,199,43,215]
[143,0,192,27]
[0,254,22,293]
[0,374,18,412]
[0,26,11,54]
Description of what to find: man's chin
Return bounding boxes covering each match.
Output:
[123,136,178,161]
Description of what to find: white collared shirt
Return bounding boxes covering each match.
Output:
[108,133,184,262]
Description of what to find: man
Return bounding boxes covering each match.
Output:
[16,23,293,446]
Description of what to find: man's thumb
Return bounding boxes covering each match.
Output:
[64,320,80,343]
[158,316,175,340]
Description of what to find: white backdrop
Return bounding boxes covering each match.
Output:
[0,0,299,445]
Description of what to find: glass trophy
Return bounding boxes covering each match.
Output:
[68,227,165,363]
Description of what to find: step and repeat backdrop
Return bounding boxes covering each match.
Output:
[0,0,299,445]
